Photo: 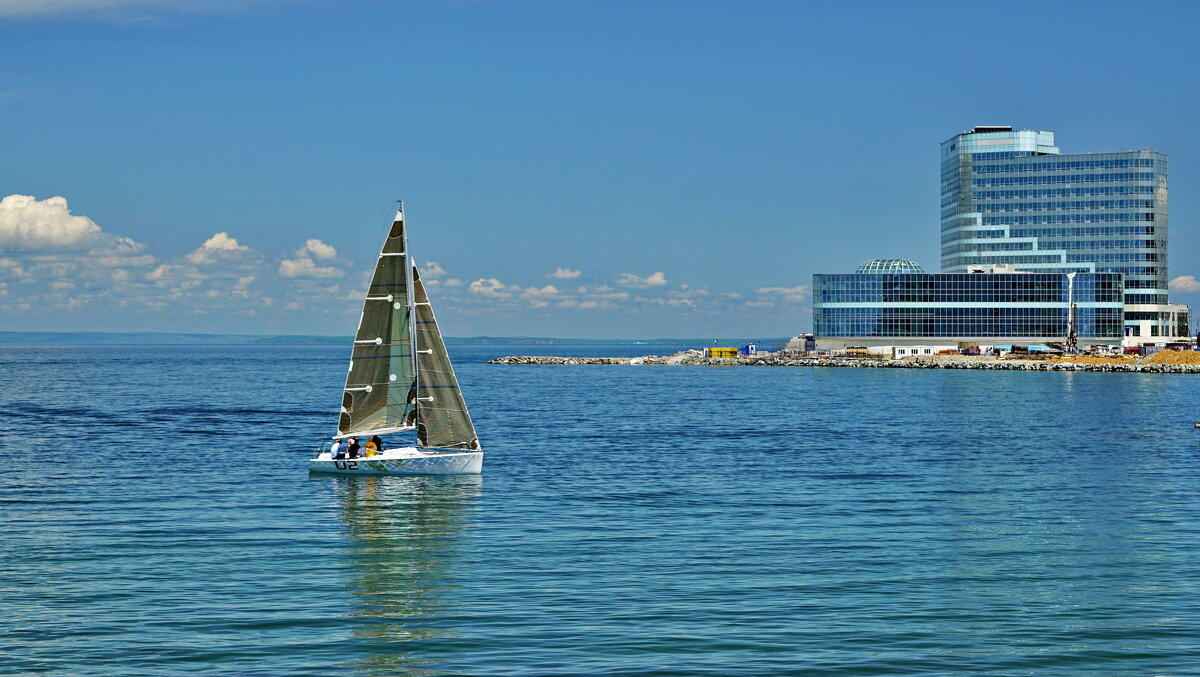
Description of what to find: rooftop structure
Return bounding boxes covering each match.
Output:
[856,258,925,274]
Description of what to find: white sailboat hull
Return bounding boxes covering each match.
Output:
[308,447,483,475]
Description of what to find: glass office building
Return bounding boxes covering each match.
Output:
[940,126,1187,339]
[812,259,1124,349]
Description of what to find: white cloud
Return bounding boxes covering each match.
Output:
[0,194,121,251]
[0,0,287,19]
[186,232,249,264]
[756,285,809,302]
[669,285,710,298]
[616,271,668,288]
[1170,275,1200,292]
[468,278,512,298]
[588,291,630,301]
[634,296,696,308]
[145,263,170,281]
[0,194,167,314]
[279,256,343,279]
[444,278,463,288]
[278,237,343,279]
[421,261,446,278]
[301,238,337,260]
[548,267,581,279]
[522,284,560,298]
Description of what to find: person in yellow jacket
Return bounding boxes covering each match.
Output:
[364,437,380,457]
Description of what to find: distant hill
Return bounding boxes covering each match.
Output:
[0,332,790,346]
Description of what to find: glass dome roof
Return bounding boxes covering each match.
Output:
[855,258,925,274]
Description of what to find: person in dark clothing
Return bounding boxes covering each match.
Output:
[369,435,384,453]
[346,438,361,459]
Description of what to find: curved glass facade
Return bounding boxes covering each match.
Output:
[813,272,1124,342]
[939,127,1185,338]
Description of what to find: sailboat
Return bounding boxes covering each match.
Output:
[309,205,483,475]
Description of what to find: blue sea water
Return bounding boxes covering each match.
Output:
[3,343,1200,675]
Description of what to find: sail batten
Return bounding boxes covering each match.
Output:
[332,425,416,439]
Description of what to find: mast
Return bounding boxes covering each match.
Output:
[400,200,419,430]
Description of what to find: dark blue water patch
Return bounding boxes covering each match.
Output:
[143,407,332,417]
[0,402,124,420]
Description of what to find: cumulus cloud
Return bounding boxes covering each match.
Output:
[616,271,668,288]
[301,238,336,260]
[278,238,343,278]
[756,285,809,302]
[145,263,170,281]
[279,257,343,279]
[668,285,710,298]
[0,194,166,315]
[548,267,581,279]
[1169,275,1200,292]
[468,278,512,298]
[186,232,249,264]
[0,194,131,252]
[522,284,560,298]
[421,261,446,278]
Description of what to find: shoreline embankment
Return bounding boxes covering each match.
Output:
[489,351,1200,373]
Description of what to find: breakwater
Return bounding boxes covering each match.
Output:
[489,351,1200,373]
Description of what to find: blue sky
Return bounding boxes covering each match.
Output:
[2,0,1200,337]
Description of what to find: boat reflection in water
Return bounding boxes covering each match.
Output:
[332,475,481,675]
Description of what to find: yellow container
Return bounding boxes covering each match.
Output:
[706,347,739,359]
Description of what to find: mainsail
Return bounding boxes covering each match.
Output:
[338,211,417,438]
[413,268,480,450]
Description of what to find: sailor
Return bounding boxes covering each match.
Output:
[364,437,379,457]
[331,439,345,459]
[346,438,361,459]
[368,435,384,453]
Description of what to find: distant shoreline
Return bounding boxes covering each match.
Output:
[490,353,1200,374]
[0,331,787,346]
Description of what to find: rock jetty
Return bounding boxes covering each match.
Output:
[488,350,1200,374]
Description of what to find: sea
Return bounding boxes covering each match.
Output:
[3,343,1200,676]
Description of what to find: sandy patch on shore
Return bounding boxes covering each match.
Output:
[1148,350,1200,365]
